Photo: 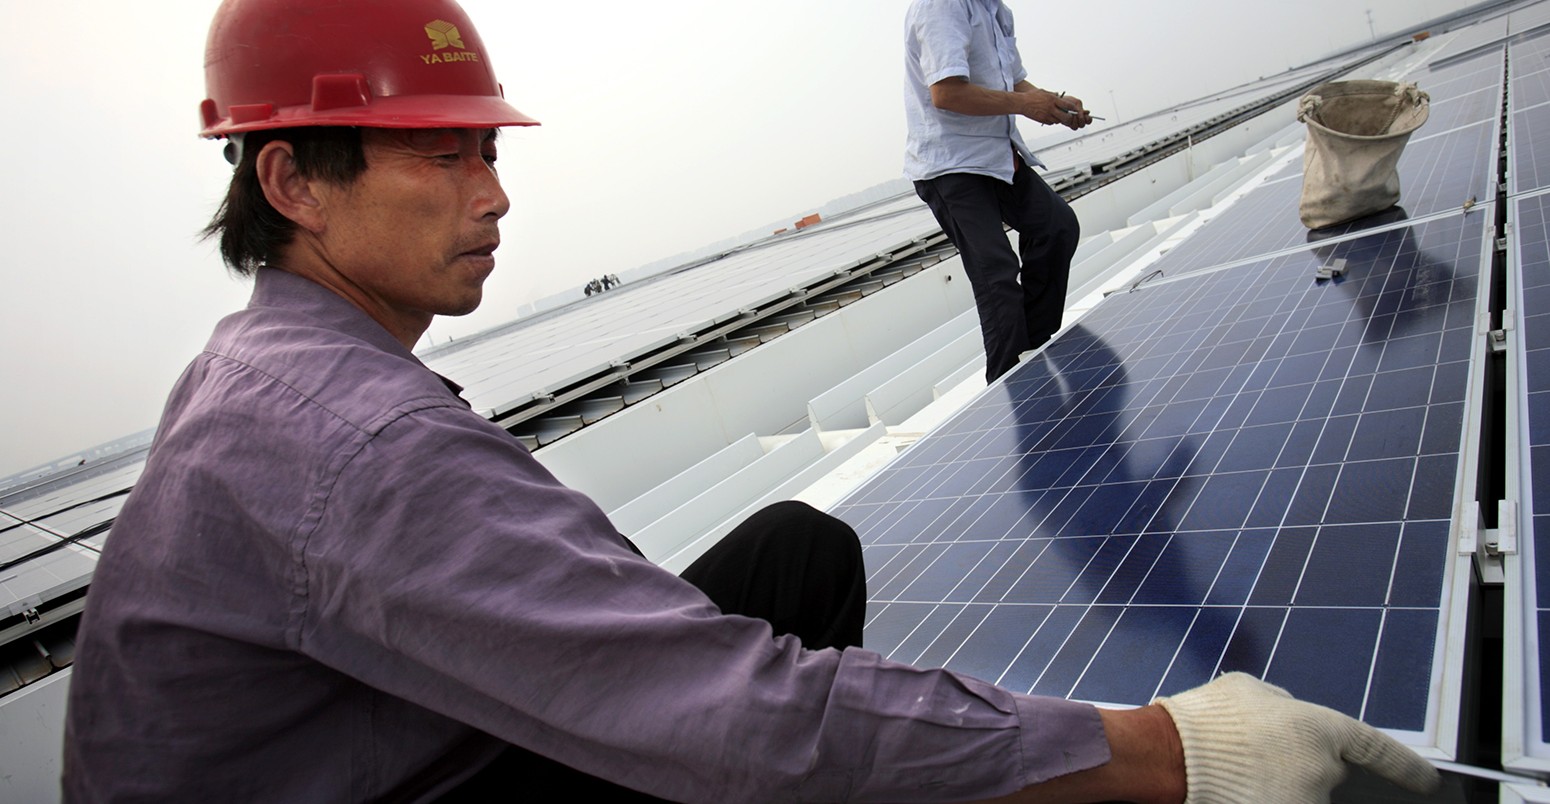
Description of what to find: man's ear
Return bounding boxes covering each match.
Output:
[255,140,327,234]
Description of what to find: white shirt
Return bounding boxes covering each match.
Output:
[903,0,1044,182]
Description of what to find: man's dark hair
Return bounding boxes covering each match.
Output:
[201,127,367,276]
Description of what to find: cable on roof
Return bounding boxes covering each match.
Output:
[0,519,114,574]
[0,488,131,539]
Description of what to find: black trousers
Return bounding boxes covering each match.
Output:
[442,501,866,801]
[915,158,1080,383]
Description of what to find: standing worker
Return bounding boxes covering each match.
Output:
[905,0,1094,382]
[63,0,1440,801]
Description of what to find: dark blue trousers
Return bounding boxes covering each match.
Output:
[915,158,1080,382]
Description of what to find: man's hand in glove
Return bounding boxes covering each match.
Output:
[983,672,1438,804]
[1154,672,1439,803]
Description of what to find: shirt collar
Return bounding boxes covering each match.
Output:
[248,268,467,401]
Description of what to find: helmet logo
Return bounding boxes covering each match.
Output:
[424,20,465,50]
[421,19,480,65]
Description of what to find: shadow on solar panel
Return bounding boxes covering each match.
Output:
[845,210,1483,743]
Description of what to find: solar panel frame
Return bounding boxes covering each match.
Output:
[1505,189,1550,775]
[1502,34,1550,774]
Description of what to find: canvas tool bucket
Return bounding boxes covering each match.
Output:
[1296,80,1429,229]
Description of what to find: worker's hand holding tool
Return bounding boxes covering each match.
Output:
[1019,88,1094,129]
[1051,92,1094,130]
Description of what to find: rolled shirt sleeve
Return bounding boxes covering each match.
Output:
[297,403,1111,801]
[913,0,974,87]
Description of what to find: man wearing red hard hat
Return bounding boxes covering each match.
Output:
[61,0,1442,801]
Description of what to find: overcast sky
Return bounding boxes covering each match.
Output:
[0,0,1478,476]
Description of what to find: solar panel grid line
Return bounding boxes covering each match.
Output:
[1513,77,1550,111]
[1515,180,1550,208]
[1357,608,1398,723]
[1420,46,1506,97]
[1513,97,1550,114]
[1147,211,1493,310]
[1512,53,1550,93]
[1430,18,1511,66]
[1050,605,1133,700]
[935,540,1021,603]
[871,602,944,667]
[1515,20,1550,44]
[1423,83,1509,132]
[945,605,1048,688]
[881,538,971,603]
[1423,45,1506,80]
[1513,0,1550,30]
[1513,25,1550,54]
[1413,115,1502,146]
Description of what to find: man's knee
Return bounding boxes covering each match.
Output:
[1055,197,1079,242]
[742,500,860,557]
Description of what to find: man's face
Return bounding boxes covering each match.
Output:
[308,127,509,341]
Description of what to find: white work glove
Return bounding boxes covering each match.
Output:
[1155,673,1440,803]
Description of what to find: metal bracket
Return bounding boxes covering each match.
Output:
[1490,329,1509,353]
[22,608,39,625]
[1458,501,1479,555]
[1488,311,1515,353]
[1490,500,1519,556]
[1315,258,1347,281]
[1128,269,1164,293]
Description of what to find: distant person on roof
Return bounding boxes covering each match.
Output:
[61,0,1440,801]
[904,0,1092,383]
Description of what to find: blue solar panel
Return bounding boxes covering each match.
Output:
[837,213,1489,752]
[1426,46,1504,91]
[1146,121,1496,278]
[1428,19,1509,67]
[1135,44,1503,280]
[1428,84,1505,132]
[1512,31,1550,196]
[1508,191,1550,772]
[1513,50,1550,110]
[1514,102,1550,195]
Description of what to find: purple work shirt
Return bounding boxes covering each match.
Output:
[62,268,1108,802]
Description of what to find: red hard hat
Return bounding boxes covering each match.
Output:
[199,0,538,138]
